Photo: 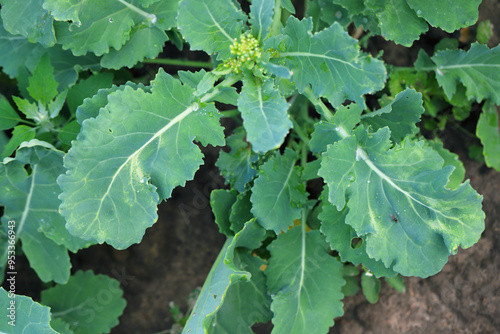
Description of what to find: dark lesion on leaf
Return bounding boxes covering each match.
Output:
[350,237,363,249]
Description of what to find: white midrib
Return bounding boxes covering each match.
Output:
[256,84,273,140]
[18,165,37,239]
[296,211,307,324]
[280,51,358,70]
[204,3,233,42]
[92,105,195,228]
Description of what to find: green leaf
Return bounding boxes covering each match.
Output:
[477,102,500,171]
[310,104,363,153]
[1,125,36,159]
[183,239,247,334]
[210,189,238,236]
[280,0,296,14]
[250,0,274,42]
[250,149,308,234]
[385,274,406,293]
[0,141,80,283]
[75,82,149,124]
[229,190,253,234]
[406,0,481,33]
[319,127,485,277]
[41,270,126,334]
[0,288,58,334]
[27,54,59,106]
[49,318,74,334]
[426,139,465,189]
[238,76,291,153]
[66,72,114,114]
[426,43,500,105]
[376,0,428,47]
[360,89,424,142]
[58,70,225,249]
[12,96,40,121]
[319,202,397,277]
[361,272,380,303]
[100,25,168,69]
[0,0,56,47]
[177,0,247,59]
[268,17,386,108]
[57,120,81,146]
[51,0,158,56]
[266,226,345,334]
[216,128,258,192]
[476,20,494,45]
[0,95,21,130]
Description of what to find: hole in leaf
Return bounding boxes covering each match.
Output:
[108,128,113,133]
[350,237,363,249]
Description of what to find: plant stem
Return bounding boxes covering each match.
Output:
[116,0,157,23]
[291,118,310,146]
[142,58,214,69]
[272,0,282,36]
[302,87,334,121]
[219,109,240,118]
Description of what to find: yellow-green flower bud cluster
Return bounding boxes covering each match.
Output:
[224,33,262,73]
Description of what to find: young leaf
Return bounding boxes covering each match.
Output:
[27,53,59,106]
[0,96,21,130]
[267,17,386,108]
[319,127,485,277]
[0,0,56,47]
[406,0,481,33]
[361,272,380,304]
[215,128,258,192]
[58,69,225,249]
[250,149,308,234]
[210,189,238,236]
[250,0,274,42]
[477,102,500,171]
[177,0,247,60]
[266,226,345,334]
[423,43,500,105]
[41,270,126,334]
[426,139,466,189]
[66,72,114,115]
[238,76,291,153]
[319,203,397,278]
[0,288,58,334]
[0,141,79,283]
[1,125,36,159]
[229,190,254,234]
[360,89,424,142]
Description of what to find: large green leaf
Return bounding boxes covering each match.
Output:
[51,0,161,56]
[27,53,59,106]
[477,102,500,171]
[250,149,308,234]
[319,126,485,277]
[266,226,345,334]
[0,0,56,47]
[406,0,481,33]
[58,69,225,249]
[0,141,85,283]
[238,76,291,153]
[177,0,247,59]
[360,89,424,142]
[267,17,386,108]
[0,288,58,334]
[418,43,500,105]
[41,270,126,334]
[183,220,266,334]
[319,202,397,277]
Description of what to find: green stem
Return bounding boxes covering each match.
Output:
[142,58,214,69]
[201,74,242,104]
[116,0,157,23]
[17,119,37,127]
[271,0,282,36]
[291,118,310,146]
[302,87,334,121]
[219,109,240,118]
